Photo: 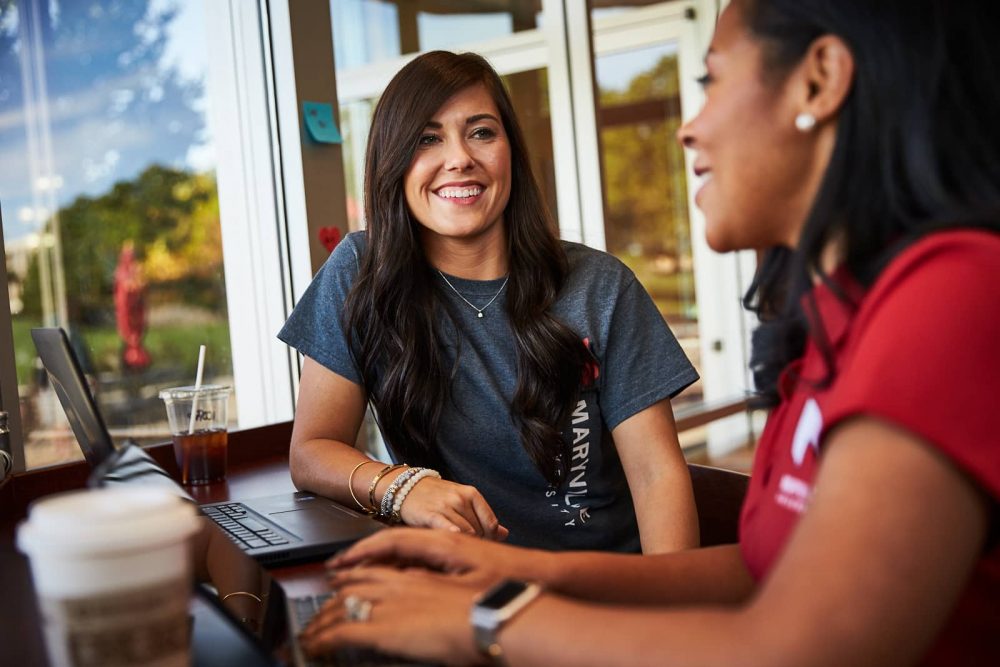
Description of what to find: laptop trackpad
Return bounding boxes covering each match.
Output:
[266,506,380,542]
[238,492,382,542]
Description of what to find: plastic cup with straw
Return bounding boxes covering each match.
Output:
[160,345,231,485]
[188,345,206,435]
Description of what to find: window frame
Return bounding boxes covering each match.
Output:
[206,0,298,432]
[0,221,26,473]
[0,0,326,472]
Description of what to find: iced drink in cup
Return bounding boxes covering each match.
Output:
[159,385,230,485]
[16,487,200,667]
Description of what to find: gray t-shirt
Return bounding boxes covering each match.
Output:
[278,232,698,551]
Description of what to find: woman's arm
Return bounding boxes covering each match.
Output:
[497,418,990,667]
[288,356,373,505]
[329,530,754,605]
[317,417,989,666]
[611,398,699,552]
[292,357,508,539]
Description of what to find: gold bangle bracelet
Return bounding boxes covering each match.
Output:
[368,463,406,511]
[222,591,262,603]
[348,460,378,513]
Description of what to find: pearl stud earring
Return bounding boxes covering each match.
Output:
[795,112,817,132]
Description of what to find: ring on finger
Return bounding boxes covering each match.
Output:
[343,595,373,623]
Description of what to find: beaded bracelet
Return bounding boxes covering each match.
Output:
[391,468,441,524]
[348,460,378,513]
[379,467,422,519]
[368,463,406,512]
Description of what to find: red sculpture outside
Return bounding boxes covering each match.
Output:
[113,241,151,370]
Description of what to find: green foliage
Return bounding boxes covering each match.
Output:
[10,317,43,387]
[18,253,42,318]
[598,54,696,323]
[600,55,690,257]
[79,321,233,380]
[13,164,231,390]
[19,165,224,324]
[11,316,232,389]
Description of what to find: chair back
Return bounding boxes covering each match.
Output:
[688,463,750,547]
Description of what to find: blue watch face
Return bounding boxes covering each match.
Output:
[480,580,528,610]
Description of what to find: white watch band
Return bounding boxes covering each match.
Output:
[471,580,542,665]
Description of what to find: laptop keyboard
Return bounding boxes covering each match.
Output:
[292,593,336,667]
[201,503,291,550]
[292,594,432,667]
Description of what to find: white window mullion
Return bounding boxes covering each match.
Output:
[541,0,584,243]
[265,0,314,308]
[205,0,295,428]
[562,0,606,250]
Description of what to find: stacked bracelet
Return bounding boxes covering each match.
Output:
[348,460,378,513]
[379,467,421,518]
[391,468,441,524]
[368,463,406,511]
[357,463,441,525]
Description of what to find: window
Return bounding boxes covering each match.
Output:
[593,30,702,408]
[1,0,297,471]
[588,2,758,453]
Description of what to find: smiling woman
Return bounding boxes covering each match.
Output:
[278,51,700,555]
[403,84,512,264]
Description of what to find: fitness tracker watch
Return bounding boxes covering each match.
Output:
[470,579,542,664]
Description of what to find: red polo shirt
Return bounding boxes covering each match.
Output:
[739,229,1000,665]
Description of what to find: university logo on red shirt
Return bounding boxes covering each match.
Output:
[776,398,822,514]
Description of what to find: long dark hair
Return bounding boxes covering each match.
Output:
[739,0,1000,406]
[343,51,588,484]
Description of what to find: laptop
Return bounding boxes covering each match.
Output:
[31,326,383,565]
[188,512,433,667]
[73,460,431,666]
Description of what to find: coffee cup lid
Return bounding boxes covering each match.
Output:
[17,487,200,558]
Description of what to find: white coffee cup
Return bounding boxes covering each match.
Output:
[17,487,200,667]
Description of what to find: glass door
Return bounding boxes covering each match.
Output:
[586,1,755,453]
[0,0,237,469]
[593,39,700,405]
[584,3,707,413]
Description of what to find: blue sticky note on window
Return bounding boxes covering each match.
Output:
[303,102,342,144]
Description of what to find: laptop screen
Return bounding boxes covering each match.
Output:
[192,515,293,662]
[31,327,117,466]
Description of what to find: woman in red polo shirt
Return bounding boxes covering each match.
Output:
[301,0,1000,664]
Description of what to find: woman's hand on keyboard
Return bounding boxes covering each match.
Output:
[397,477,509,542]
[300,566,485,665]
[326,528,549,586]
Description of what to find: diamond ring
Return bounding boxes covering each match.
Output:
[344,595,373,623]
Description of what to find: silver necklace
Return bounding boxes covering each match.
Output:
[437,270,509,318]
